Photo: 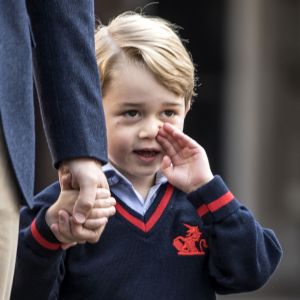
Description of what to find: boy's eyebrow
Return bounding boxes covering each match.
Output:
[161,101,184,107]
[118,101,184,107]
[118,102,143,107]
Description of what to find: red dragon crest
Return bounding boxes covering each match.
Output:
[173,223,208,256]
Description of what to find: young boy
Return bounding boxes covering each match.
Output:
[12,12,282,300]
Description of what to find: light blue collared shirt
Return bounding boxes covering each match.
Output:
[102,163,168,216]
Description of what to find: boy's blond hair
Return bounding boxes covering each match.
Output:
[95,11,196,106]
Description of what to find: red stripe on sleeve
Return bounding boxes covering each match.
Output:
[31,219,61,250]
[207,191,234,212]
[197,204,209,217]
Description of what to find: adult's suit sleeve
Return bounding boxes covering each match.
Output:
[27,0,107,168]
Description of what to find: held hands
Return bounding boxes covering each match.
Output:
[46,174,116,249]
[58,158,109,224]
[156,123,213,193]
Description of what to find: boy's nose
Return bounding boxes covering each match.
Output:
[138,119,163,139]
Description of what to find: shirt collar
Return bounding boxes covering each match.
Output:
[102,162,167,187]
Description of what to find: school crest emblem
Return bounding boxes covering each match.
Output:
[173,223,208,256]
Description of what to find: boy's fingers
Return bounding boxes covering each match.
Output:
[83,226,106,244]
[163,123,199,148]
[84,217,108,230]
[173,131,200,149]
[158,125,184,153]
[156,134,178,158]
[160,155,172,170]
[51,210,110,244]
[160,123,187,148]
[50,223,61,240]
[51,222,74,245]
[57,211,79,243]
[70,222,105,244]
[95,188,111,199]
[162,122,178,134]
[94,197,116,208]
[57,211,85,244]
[88,206,116,219]
[160,155,173,179]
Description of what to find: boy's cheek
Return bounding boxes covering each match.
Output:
[170,117,185,131]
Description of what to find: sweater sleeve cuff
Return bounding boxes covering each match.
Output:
[26,207,62,252]
[187,175,241,223]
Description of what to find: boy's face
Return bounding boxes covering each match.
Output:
[103,61,188,186]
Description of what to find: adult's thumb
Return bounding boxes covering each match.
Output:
[72,184,97,224]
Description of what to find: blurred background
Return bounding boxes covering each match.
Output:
[34,0,300,299]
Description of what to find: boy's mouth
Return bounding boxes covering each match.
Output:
[133,149,160,158]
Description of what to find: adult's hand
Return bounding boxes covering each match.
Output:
[58,158,109,224]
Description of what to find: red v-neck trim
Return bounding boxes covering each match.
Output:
[115,184,174,233]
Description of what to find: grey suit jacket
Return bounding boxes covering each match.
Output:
[0,0,107,207]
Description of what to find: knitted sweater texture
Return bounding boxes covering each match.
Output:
[11,176,282,300]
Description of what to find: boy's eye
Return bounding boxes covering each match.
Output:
[124,110,139,118]
[162,110,175,117]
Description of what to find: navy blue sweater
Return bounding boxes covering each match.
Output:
[11,176,282,300]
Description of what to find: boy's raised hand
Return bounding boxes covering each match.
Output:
[156,123,213,193]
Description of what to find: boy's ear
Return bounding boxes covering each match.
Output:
[185,101,191,115]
